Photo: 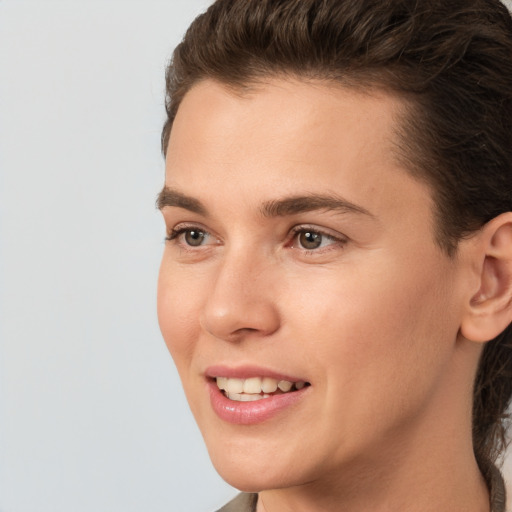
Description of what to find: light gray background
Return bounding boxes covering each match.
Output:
[0,1,511,511]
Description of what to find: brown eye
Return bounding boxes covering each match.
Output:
[184,229,206,246]
[298,231,322,249]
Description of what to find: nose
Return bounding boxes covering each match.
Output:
[200,250,281,342]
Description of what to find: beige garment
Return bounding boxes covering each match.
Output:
[216,467,507,512]
[216,492,256,512]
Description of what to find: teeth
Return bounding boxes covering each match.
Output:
[243,377,262,394]
[277,380,293,392]
[216,377,228,391]
[226,392,271,402]
[225,378,244,394]
[261,377,278,393]
[216,376,306,397]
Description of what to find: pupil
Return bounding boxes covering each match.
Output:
[185,230,204,246]
[300,231,321,249]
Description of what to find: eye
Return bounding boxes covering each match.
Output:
[290,226,345,252]
[298,230,323,250]
[183,229,207,247]
[167,226,212,247]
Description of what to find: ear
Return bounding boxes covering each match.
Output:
[460,212,512,343]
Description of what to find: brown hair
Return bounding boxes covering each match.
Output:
[162,0,512,468]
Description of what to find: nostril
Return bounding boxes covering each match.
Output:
[201,304,280,342]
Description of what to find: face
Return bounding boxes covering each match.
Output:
[157,79,468,492]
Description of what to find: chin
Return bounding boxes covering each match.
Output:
[214,462,297,493]
[207,443,311,493]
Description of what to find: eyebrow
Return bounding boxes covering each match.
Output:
[156,187,208,216]
[260,194,374,218]
[156,186,373,219]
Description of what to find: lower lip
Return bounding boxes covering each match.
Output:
[207,380,309,425]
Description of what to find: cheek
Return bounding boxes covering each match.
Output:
[157,261,201,369]
[288,256,457,400]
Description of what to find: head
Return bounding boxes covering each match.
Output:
[159,0,512,486]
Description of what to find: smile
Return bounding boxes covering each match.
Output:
[215,376,309,402]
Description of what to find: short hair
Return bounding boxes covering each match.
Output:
[161,0,512,470]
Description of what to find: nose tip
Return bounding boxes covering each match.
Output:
[202,302,280,342]
[200,260,281,342]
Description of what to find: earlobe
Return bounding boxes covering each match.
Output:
[460,212,512,343]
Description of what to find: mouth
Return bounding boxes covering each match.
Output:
[206,370,311,425]
[214,376,310,402]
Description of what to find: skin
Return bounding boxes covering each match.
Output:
[157,78,495,511]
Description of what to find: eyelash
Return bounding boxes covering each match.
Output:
[165,225,212,244]
[288,225,346,252]
[165,225,347,253]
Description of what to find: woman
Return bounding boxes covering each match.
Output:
[157,1,512,510]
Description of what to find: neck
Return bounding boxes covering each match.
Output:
[257,445,489,512]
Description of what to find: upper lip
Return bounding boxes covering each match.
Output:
[204,364,308,383]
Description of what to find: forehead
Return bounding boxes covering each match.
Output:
[168,77,403,169]
[165,78,433,227]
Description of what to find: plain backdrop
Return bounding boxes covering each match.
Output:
[0,1,511,511]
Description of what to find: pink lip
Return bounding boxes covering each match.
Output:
[205,364,306,382]
[205,365,310,425]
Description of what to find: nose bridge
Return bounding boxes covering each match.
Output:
[200,243,280,341]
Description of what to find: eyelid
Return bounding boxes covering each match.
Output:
[288,224,348,251]
[165,222,218,246]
